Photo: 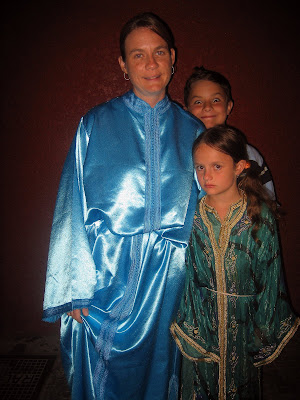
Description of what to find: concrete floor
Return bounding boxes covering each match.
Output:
[1,328,299,399]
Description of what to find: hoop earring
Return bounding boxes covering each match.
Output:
[171,66,175,75]
[124,72,130,81]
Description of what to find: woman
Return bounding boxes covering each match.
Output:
[43,12,204,400]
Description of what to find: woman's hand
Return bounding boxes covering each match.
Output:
[67,308,89,323]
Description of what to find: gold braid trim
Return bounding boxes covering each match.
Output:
[199,193,248,400]
[170,322,220,363]
[254,317,300,367]
[204,287,255,297]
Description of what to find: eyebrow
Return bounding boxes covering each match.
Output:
[194,161,225,166]
[190,92,225,100]
[128,45,169,56]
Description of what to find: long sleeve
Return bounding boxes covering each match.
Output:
[248,208,299,366]
[43,119,97,322]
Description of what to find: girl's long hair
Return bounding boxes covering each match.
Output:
[193,125,278,243]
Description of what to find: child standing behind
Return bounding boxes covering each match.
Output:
[171,126,299,400]
[184,66,276,200]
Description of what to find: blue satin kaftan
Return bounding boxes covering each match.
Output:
[43,91,204,399]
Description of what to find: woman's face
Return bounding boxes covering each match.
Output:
[119,27,175,107]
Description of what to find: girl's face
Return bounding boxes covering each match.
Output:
[194,143,245,201]
[118,27,175,108]
[187,80,233,128]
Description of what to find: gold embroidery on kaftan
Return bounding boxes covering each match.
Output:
[200,193,247,399]
[171,193,299,399]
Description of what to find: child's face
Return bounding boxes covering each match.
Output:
[187,80,233,128]
[194,143,245,200]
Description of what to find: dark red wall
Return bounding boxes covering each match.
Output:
[2,0,299,336]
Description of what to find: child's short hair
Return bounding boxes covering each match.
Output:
[184,66,233,107]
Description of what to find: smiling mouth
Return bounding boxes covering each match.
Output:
[145,75,161,80]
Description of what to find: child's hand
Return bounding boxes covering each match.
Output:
[67,308,89,323]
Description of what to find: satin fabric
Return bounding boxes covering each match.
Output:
[43,90,204,399]
[171,196,299,399]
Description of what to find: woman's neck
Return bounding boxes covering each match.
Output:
[132,88,166,108]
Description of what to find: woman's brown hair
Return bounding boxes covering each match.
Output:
[119,12,175,61]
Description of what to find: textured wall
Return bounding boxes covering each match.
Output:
[2,0,299,336]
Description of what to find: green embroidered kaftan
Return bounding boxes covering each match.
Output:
[171,194,299,400]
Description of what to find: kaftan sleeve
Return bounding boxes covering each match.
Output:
[248,208,299,366]
[42,119,97,322]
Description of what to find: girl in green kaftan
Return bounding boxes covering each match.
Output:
[171,125,299,400]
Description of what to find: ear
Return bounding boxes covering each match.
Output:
[170,48,175,65]
[118,56,127,74]
[227,100,233,116]
[235,160,246,176]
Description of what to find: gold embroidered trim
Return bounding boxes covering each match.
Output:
[170,322,220,363]
[254,317,300,367]
[200,193,248,400]
[204,287,255,297]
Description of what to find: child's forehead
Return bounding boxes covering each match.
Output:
[194,143,231,161]
[193,143,234,166]
[190,80,226,96]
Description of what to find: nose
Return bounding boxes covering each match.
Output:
[146,54,158,69]
[203,169,212,181]
[203,101,212,111]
